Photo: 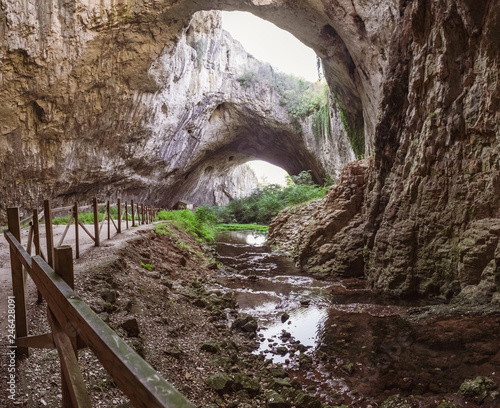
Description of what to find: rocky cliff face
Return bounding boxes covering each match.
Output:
[1,0,499,302]
[0,2,354,218]
[270,0,500,303]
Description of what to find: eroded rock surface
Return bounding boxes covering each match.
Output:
[0,3,355,219]
[270,0,500,301]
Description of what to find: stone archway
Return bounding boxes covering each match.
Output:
[0,0,387,214]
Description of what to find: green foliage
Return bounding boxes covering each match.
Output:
[205,172,328,225]
[141,263,153,271]
[51,212,103,225]
[215,224,269,232]
[275,75,328,119]
[236,67,330,134]
[236,71,258,87]
[155,208,215,241]
[331,94,365,159]
[154,222,175,237]
[312,99,331,142]
[290,170,314,186]
[177,241,191,251]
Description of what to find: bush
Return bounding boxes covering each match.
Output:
[155,209,215,241]
[51,212,103,225]
[203,171,329,225]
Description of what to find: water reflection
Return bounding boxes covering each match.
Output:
[215,230,330,364]
[216,230,267,246]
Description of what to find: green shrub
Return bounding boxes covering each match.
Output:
[203,171,329,225]
[236,71,257,87]
[155,209,215,241]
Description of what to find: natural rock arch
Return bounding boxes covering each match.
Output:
[0,1,368,213]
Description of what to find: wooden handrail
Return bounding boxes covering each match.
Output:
[4,230,193,408]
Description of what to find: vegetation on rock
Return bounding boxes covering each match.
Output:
[203,171,331,225]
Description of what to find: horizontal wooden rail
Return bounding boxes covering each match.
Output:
[5,230,193,408]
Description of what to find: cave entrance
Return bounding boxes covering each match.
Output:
[149,8,359,208]
[247,160,288,186]
[222,11,319,83]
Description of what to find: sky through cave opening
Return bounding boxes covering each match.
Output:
[221,11,321,190]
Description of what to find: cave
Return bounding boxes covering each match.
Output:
[1,0,499,407]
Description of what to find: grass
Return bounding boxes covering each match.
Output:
[155,209,215,242]
[215,224,269,232]
[202,171,330,225]
[50,212,103,225]
[50,208,134,225]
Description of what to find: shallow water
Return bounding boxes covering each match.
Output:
[214,230,500,407]
[215,230,331,363]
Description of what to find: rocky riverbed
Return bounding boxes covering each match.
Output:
[2,225,499,408]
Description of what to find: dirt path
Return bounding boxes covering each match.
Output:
[0,223,156,344]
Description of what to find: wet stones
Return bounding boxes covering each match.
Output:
[233,372,261,396]
[232,313,258,334]
[206,372,234,393]
[294,392,322,408]
[201,340,220,354]
[265,390,286,408]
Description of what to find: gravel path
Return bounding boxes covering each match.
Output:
[0,222,156,343]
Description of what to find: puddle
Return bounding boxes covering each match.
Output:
[214,230,500,407]
[215,231,331,363]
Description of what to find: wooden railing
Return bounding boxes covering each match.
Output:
[15,198,160,262]
[5,206,193,408]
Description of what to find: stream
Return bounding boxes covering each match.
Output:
[213,230,500,407]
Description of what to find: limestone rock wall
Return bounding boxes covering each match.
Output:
[0,3,354,219]
[270,0,500,303]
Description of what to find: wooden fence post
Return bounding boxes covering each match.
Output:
[117,199,121,234]
[93,198,100,247]
[74,203,79,259]
[107,201,111,240]
[54,246,75,290]
[51,246,80,408]
[33,208,43,303]
[131,200,135,227]
[125,202,129,230]
[7,207,29,358]
[44,200,54,268]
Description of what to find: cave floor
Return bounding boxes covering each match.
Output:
[0,226,499,407]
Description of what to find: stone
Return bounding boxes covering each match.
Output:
[200,340,220,354]
[233,372,260,396]
[205,373,233,393]
[294,393,322,408]
[265,390,286,408]
[101,290,118,303]
[121,318,140,337]
[458,376,498,403]
[269,377,291,391]
[165,346,184,359]
[231,314,258,333]
[267,368,289,379]
[193,298,207,308]
[298,353,313,369]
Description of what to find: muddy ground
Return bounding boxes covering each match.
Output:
[0,222,499,408]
